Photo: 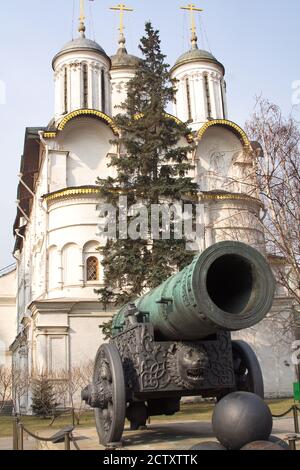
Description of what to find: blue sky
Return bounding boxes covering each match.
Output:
[0,0,299,267]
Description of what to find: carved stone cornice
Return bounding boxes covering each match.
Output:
[35,326,69,335]
[199,192,263,207]
[44,185,101,206]
[29,299,112,317]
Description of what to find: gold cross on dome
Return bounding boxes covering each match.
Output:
[79,0,86,23]
[78,0,86,36]
[181,3,203,35]
[110,4,134,35]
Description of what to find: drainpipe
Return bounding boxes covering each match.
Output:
[14,229,25,241]
[38,131,50,295]
[17,174,35,198]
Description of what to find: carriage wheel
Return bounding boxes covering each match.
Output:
[232,340,264,399]
[93,343,126,446]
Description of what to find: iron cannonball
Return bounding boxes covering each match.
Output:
[241,441,285,451]
[212,392,273,450]
[190,441,227,450]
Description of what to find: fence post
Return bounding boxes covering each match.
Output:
[71,408,75,426]
[293,405,299,434]
[18,423,24,451]
[287,434,297,451]
[12,414,18,450]
[64,432,71,451]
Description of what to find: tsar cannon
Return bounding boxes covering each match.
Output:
[82,241,275,446]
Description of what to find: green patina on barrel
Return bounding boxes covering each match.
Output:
[112,241,275,341]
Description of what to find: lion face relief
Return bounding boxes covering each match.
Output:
[167,343,210,390]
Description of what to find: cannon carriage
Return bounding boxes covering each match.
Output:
[82,241,275,446]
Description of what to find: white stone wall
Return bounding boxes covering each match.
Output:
[195,125,265,253]
[15,145,49,324]
[110,68,136,116]
[55,118,116,188]
[13,117,116,308]
[69,313,108,367]
[47,197,105,297]
[196,127,257,196]
[233,298,297,398]
[10,115,122,413]
[205,199,266,254]
[26,300,115,408]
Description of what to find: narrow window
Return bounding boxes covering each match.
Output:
[185,78,192,121]
[220,81,226,119]
[63,66,68,114]
[86,256,99,281]
[204,74,212,119]
[83,63,89,108]
[101,69,106,113]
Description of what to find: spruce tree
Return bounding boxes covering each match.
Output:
[97,23,198,308]
[31,375,56,418]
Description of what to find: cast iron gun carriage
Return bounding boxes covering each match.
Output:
[82,241,275,446]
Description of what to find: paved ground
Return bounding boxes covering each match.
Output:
[38,421,216,450]
[0,418,299,451]
[37,418,299,451]
[0,436,36,451]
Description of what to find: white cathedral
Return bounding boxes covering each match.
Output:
[0,7,296,412]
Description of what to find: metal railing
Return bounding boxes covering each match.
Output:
[271,404,300,434]
[12,414,80,451]
[10,404,300,451]
[286,434,300,451]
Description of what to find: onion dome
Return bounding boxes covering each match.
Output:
[110,34,140,71]
[52,37,110,69]
[171,32,225,75]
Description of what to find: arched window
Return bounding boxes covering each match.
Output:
[185,77,192,121]
[82,63,89,108]
[101,69,106,113]
[83,241,101,283]
[220,81,226,119]
[204,73,212,119]
[63,66,68,114]
[86,256,99,281]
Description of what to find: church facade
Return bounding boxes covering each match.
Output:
[0,11,296,412]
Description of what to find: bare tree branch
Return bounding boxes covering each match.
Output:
[245,97,300,306]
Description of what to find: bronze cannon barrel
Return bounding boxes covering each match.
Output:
[112,241,275,341]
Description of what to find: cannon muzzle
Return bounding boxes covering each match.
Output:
[112,241,275,341]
